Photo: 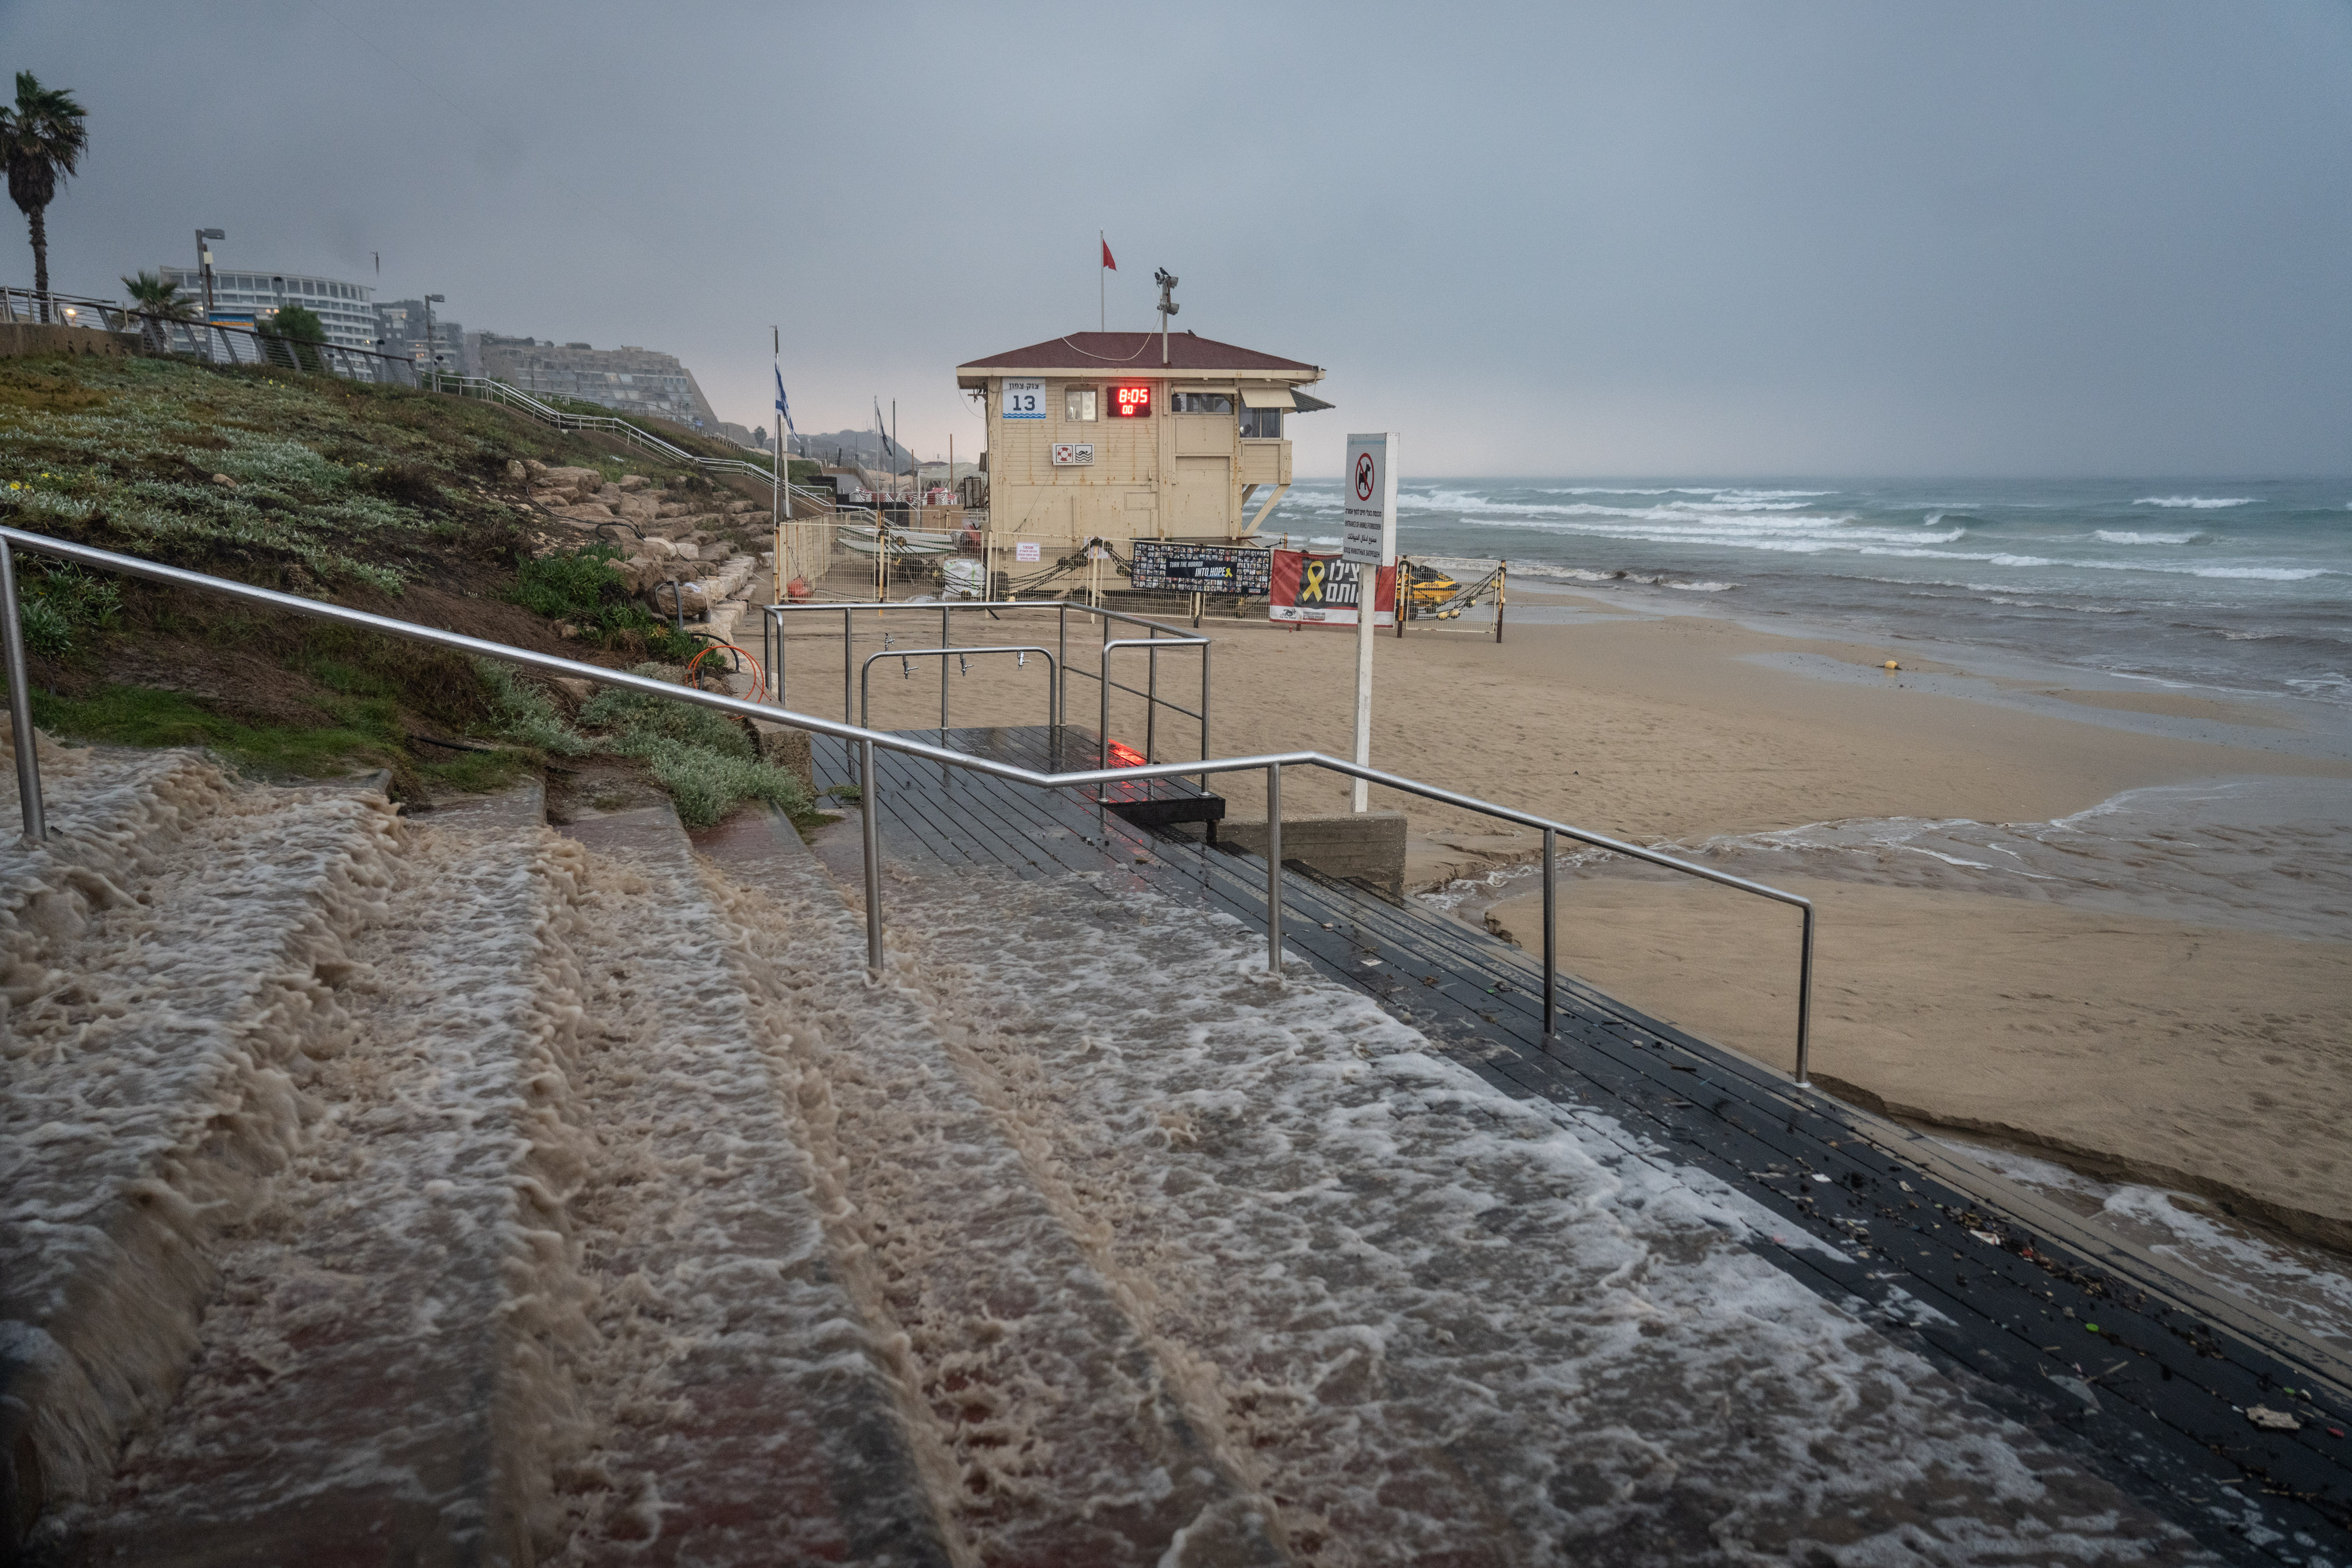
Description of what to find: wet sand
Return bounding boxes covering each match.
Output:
[799,593,2352,1248]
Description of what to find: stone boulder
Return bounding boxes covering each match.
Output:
[617,474,652,493]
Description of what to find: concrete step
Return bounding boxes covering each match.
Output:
[53,784,599,1563]
[693,807,1290,1568]
[1,744,401,1551]
[544,803,953,1566]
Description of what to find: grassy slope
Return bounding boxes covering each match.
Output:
[0,352,807,823]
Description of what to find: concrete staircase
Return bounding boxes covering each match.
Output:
[0,731,2272,1563]
[0,740,1284,1566]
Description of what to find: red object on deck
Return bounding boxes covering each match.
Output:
[1107,740,1147,767]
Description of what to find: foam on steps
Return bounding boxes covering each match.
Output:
[691,808,1291,1568]
[547,803,953,1566]
[2,745,399,1547]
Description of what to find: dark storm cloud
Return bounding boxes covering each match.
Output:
[5,1,2346,476]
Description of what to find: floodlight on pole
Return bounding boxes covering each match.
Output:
[1154,269,1179,366]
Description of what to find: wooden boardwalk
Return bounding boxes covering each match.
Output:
[811,727,2352,1562]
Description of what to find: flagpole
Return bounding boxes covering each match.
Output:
[1100,230,1105,332]
[771,325,782,608]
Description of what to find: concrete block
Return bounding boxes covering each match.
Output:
[0,323,135,358]
[751,719,816,794]
[1217,810,1408,902]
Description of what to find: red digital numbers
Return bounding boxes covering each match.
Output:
[1112,384,1152,417]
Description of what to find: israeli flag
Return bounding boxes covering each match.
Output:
[773,365,795,435]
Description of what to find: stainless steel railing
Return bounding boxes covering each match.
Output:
[1,287,427,386]
[435,377,835,510]
[0,526,1819,1086]
[761,599,1213,775]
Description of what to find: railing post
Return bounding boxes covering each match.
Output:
[2,539,47,846]
[841,606,854,726]
[940,603,950,735]
[1057,601,1068,728]
[1542,827,1557,1037]
[860,738,885,977]
[1265,762,1284,975]
[1795,903,1815,1088]
[1145,634,1159,764]
[1098,643,1111,843]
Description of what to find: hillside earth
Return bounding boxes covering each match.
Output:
[0,351,814,827]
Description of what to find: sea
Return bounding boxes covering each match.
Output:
[1274,477,2352,710]
[1275,478,2352,943]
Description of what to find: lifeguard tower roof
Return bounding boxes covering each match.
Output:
[958,331,1323,386]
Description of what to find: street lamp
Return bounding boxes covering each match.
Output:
[422,293,445,390]
[195,229,225,319]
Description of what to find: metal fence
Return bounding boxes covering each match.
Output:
[2,286,428,385]
[1,524,1818,1084]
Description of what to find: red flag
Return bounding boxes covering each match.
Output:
[1101,238,1117,271]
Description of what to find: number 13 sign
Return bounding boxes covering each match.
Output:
[1002,379,1045,419]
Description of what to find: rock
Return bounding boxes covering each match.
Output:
[551,677,594,703]
[670,540,701,561]
[615,495,660,526]
[543,465,599,493]
[211,473,235,487]
[636,537,678,560]
[727,499,755,514]
[618,474,652,493]
[657,502,690,518]
[524,459,548,476]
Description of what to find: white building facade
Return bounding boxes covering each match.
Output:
[159,266,377,350]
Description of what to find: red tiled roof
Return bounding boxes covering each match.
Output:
[958,331,1320,376]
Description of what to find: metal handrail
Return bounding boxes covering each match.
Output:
[435,376,835,508]
[1097,636,1211,834]
[761,597,1213,748]
[0,525,1818,1086]
[860,646,1058,735]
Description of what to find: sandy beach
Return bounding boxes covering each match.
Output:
[811,588,2352,1251]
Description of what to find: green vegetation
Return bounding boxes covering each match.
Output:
[14,559,119,654]
[1,352,796,827]
[25,681,524,795]
[2,71,88,309]
[577,666,811,828]
[266,304,327,372]
[506,543,701,660]
[121,269,197,323]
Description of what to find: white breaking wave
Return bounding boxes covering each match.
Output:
[2094,530,2202,545]
[2133,496,2256,509]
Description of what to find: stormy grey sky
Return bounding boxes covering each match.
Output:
[5,2,2347,477]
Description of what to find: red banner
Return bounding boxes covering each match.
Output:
[1268,550,1395,628]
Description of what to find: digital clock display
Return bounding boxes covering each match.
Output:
[1111,383,1154,417]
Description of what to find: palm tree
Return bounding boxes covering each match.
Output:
[121,269,195,352]
[1,72,89,323]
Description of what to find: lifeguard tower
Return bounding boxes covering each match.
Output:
[958,329,1328,544]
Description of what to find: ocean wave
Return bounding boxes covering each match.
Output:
[2133,496,2256,509]
[2188,566,2327,580]
[2095,530,2203,545]
[1506,562,1738,591]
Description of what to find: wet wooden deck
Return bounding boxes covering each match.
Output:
[810,726,2352,1562]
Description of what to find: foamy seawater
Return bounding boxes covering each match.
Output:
[1275,477,2352,707]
